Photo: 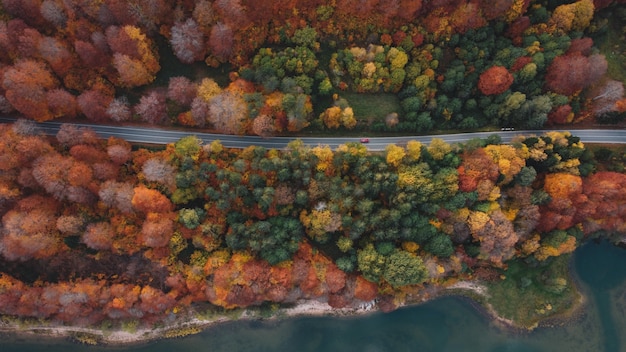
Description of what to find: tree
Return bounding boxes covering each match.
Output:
[40,0,68,28]
[590,79,625,118]
[251,114,275,138]
[99,181,135,214]
[47,89,77,119]
[77,89,113,122]
[170,18,205,64]
[550,0,595,32]
[132,186,173,214]
[106,97,132,122]
[478,66,513,96]
[74,40,109,68]
[135,91,168,125]
[142,158,175,189]
[382,249,428,288]
[208,91,248,135]
[38,36,74,78]
[82,222,115,251]
[1,196,61,261]
[209,22,234,62]
[545,53,606,96]
[140,213,174,248]
[2,59,57,121]
[113,53,155,88]
[386,144,406,168]
[167,76,197,106]
[427,138,453,161]
[55,124,98,147]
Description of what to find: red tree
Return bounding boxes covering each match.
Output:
[546,53,607,96]
[77,89,114,122]
[74,40,110,68]
[131,186,173,213]
[38,36,75,77]
[135,91,168,125]
[2,59,57,121]
[47,89,77,119]
[170,18,205,64]
[478,66,513,95]
[82,222,115,251]
[140,213,174,248]
[167,76,197,106]
[209,22,234,62]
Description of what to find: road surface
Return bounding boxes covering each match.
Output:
[1,117,625,151]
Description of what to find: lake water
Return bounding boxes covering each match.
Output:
[3,240,626,352]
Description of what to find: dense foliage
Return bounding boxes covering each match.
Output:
[1,120,625,327]
[1,0,626,331]
[0,0,625,134]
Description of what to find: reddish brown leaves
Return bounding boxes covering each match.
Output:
[478,66,513,96]
[131,186,173,214]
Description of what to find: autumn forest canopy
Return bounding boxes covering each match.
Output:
[1,0,626,331]
[0,0,624,133]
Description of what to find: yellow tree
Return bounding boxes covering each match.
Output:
[405,141,422,162]
[386,144,406,168]
[427,138,452,160]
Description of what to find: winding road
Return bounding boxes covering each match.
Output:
[1,117,626,151]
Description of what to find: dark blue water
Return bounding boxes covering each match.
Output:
[2,240,625,352]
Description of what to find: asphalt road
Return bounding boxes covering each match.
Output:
[1,117,626,151]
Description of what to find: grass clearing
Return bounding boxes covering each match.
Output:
[484,254,581,328]
[340,92,401,123]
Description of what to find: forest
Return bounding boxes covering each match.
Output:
[0,0,626,330]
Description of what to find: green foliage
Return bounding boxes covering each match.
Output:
[291,26,318,48]
[179,208,206,230]
[515,166,537,187]
[485,255,579,328]
[382,249,428,288]
[425,233,454,258]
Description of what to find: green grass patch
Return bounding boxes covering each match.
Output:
[484,254,580,328]
[340,92,401,123]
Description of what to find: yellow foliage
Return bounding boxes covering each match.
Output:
[312,145,334,172]
[526,41,542,55]
[341,107,357,129]
[197,78,222,102]
[427,138,452,160]
[405,140,422,162]
[321,106,342,129]
[521,234,541,255]
[505,0,527,22]
[456,207,471,221]
[209,140,223,154]
[535,236,577,261]
[487,186,501,202]
[429,218,442,229]
[436,265,446,274]
[553,158,581,175]
[402,241,419,253]
[483,144,525,184]
[300,209,341,240]
[362,62,376,78]
[204,249,231,276]
[468,211,490,233]
[388,48,408,70]
[386,144,406,168]
[349,47,367,61]
[551,0,594,32]
[503,207,519,222]
[545,131,570,147]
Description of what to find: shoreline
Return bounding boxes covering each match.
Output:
[0,277,588,347]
